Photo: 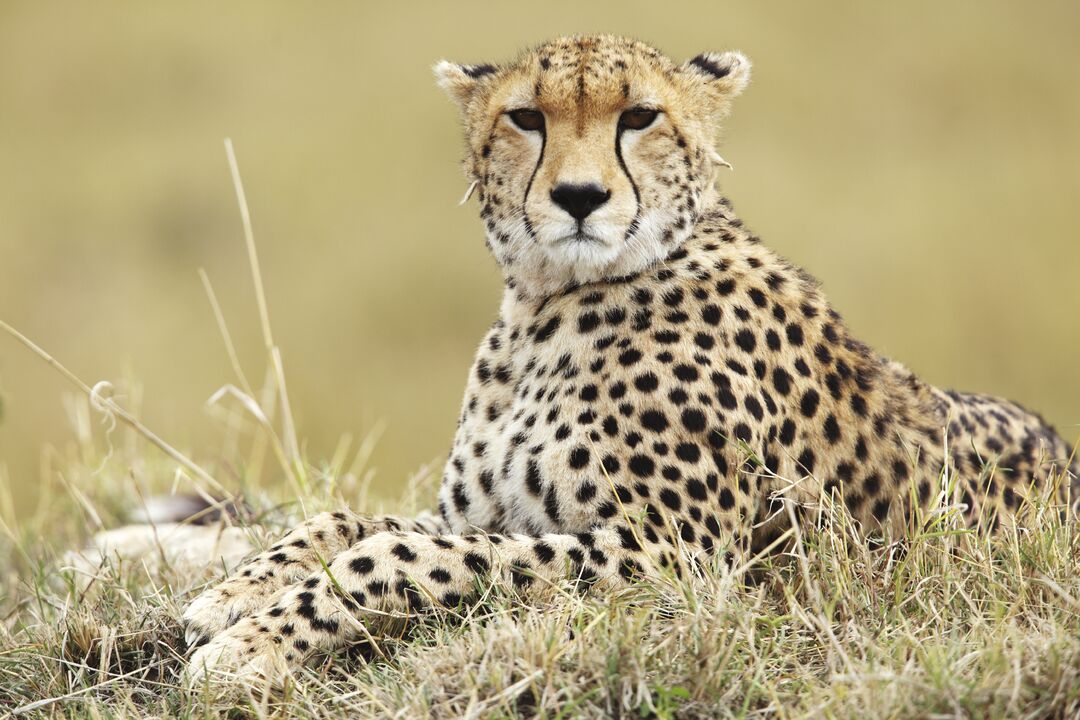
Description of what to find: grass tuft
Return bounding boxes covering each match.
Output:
[0,418,1077,718]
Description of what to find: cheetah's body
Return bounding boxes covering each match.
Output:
[441,207,1073,553]
[183,36,1077,683]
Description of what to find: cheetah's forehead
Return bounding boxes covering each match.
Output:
[507,35,677,117]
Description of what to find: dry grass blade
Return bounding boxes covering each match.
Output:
[223,138,303,483]
[199,269,296,489]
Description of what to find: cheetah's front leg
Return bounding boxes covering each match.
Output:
[186,526,657,685]
[182,510,445,646]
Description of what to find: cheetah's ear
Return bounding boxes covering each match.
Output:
[434,60,499,108]
[681,51,751,110]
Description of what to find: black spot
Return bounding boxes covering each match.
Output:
[674,364,699,382]
[629,454,655,477]
[391,543,417,562]
[616,526,642,551]
[823,415,841,444]
[694,333,715,350]
[575,481,597,502]
[681,408,707,433]
[577,311,601,333]
[825,373,842,399]
[743,396,764,421]
[654,329,680,344]
[581,291,604,305]
[855,436,868,460]
[526,460,543,495]
[544,485,561,522]
[659,488,682,511]
[734,329,756,353]
[772,368,792,396]
[534,316,561,343]
[533,542,556,563]
[634,372,660,392]
[568,446,590,469]
[350,556,375,575]
[463,552,490,574]
[675,442,701,463]
[864,473,881,495]
[800,389,820,418]
[641,409,669,432]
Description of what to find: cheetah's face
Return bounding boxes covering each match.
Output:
[436,36,750,298]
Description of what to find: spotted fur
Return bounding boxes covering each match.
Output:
[184,35,1077,683]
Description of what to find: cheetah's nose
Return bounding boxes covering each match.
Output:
[550,183,611,221]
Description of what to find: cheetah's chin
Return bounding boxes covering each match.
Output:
[539,236,620,270]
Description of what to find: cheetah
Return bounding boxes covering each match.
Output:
[184,35,1078,683]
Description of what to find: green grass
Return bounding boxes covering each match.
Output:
[1,417,1077,718]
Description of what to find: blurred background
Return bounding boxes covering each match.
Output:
[1,1,1078,515]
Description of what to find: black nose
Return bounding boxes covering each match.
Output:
[550,183,611,221]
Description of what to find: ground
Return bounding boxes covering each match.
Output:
[0,425,1077,719]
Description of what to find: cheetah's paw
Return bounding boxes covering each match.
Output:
[185,617,289,687]
[183,576,281,648]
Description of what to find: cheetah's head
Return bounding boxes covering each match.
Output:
[436,35,749,298]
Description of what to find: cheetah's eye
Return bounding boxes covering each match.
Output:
[619,108,659,131]
[508,109,545,132]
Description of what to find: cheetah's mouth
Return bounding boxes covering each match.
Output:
[552,230,605,246]
[557,237,609,249]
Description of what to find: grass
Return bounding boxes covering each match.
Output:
[0,422,1078,719]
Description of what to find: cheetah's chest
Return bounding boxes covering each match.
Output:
[445,265,748,538]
